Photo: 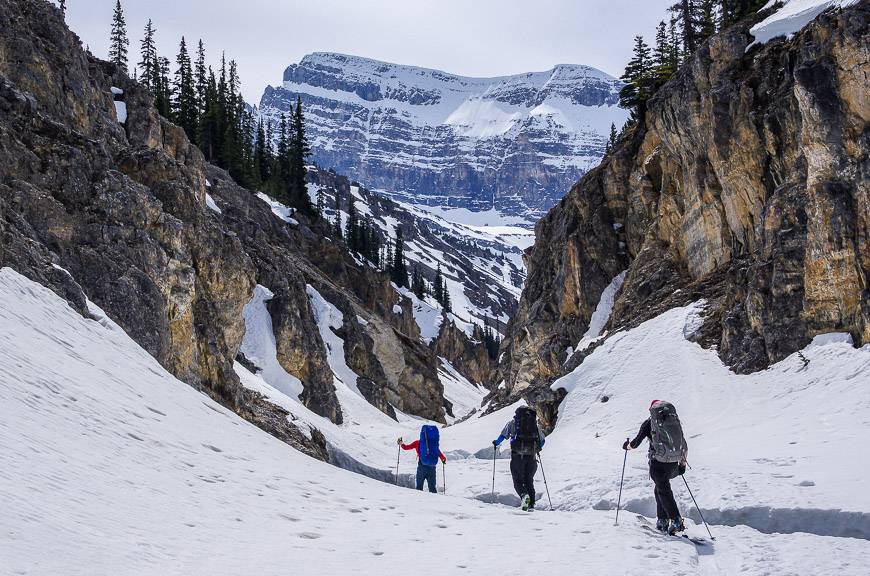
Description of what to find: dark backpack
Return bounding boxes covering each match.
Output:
[418,425,441,466]
[511,407,540,456]
[649,401,687,463]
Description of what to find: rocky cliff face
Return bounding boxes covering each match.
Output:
[0,0,473,456]
[259,53,627,219]
[497,3,869,403]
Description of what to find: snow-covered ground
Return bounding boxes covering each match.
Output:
[749,0,860,47]
[2,266,869,575]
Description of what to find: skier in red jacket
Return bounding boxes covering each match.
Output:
[397,427,446,493]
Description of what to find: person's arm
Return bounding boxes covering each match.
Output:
[493,421,513,446]
[538,430,546,450]
[624,419,651,450]
[439,450,446,463]
[400,439,420,451]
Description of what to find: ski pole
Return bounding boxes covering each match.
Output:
[682,475,715,540]
[491,445,497,502]
[442,460,446,494]
[395,444,401,485]
[615,438,628,525]
[538,453,553,510]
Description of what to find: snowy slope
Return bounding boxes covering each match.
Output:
[261,53,627,219]
[3,268,869,575]
[546,303,870,537]
[749,0,860,46]
[307,174,526,332]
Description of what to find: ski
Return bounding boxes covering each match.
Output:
[636,515,710,547]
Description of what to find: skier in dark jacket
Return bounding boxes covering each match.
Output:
[623,400,689,534]
[493,406,545,510]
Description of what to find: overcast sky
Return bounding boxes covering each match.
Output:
[66,0,674,103]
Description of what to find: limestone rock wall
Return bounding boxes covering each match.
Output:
[498,4,869,399]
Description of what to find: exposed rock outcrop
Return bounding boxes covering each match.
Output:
[0,0,455,456]
[432,320,496,387]
[498,3,869,401]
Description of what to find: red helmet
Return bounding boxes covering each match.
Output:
[650,399,660,408]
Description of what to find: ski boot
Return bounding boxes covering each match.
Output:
[668,517,686,535]
[655,518,668,533]
[521,494,530,511]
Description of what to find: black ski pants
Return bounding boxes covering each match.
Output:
[649,459,681,521]
[510,453,537,506]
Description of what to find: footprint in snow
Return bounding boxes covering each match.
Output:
[298,532,322,539]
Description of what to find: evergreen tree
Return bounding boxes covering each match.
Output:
[411,267,427,299]
[385,237,393,274]
[697,0,717,40]
[719,0,767,25]
[172,37,198,140]
[604,123,619,155]
[333,192,343,240]
[194,40,207,118]
[619,35,654,119]
[289,96,313,214]
[653,20,677,86]
[198,68,220,161]
[253,118,269,185]
[138,20,158,92]
[345,191,359,249]
[59,0,66,16]
[442,280,452,312]
[668,18,682,68]
[273,113,291,202]
[670,0,700,57]
[391,228,409,288]
[156,56,172,118]
[433,264,444,304]
[316,186,326,218]
[108,1,129,71]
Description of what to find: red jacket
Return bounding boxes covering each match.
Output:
[401,440,446,463]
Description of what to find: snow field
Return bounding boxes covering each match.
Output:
[749,0,860,47]
[0,267,697,576]
[3,265,869,575]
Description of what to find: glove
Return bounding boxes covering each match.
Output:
[441,457,447,464]
[678,463,686,476]
[396,437,403,446]
[492,440,498,447]
[622,440,631,451]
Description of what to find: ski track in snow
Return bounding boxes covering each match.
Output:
[2,267,869,575]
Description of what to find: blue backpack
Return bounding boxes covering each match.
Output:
[418,425,440,466]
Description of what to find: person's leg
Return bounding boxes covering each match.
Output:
[525,456,538,508]
[415,462,425,491]
[425,465,437,493]
[510,454,525,497]
[654,485,667,520]
[650,461,680,520]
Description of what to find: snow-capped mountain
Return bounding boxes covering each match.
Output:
[259,53,628,220]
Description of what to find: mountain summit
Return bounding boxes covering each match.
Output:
[259,52,627,220]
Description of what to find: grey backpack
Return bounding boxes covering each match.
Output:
[649,401,687,463]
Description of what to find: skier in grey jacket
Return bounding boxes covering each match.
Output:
[623,400,688,534]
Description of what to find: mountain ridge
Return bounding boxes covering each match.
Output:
[260,51,627,219]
